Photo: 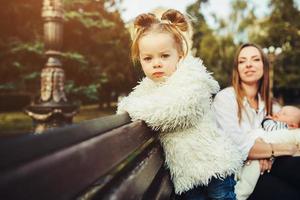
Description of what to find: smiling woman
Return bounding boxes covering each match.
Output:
[213,43,300,200]
[237,46,264,86]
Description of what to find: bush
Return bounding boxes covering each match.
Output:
[0,94,32,112]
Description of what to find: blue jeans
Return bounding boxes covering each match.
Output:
[181,175,236,200]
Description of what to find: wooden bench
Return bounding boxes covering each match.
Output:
[0,113,174,200]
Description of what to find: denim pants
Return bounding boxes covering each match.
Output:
[180,174,236,200]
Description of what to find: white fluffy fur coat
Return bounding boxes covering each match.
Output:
[117,56,243,194]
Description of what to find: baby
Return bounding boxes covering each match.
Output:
[262,105,300,131]
[235,105,300,200]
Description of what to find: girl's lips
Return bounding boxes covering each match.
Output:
[152,72,165,77]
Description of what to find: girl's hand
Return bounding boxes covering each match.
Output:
[259,159,273,175]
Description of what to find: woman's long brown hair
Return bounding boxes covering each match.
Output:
[231,43,271,122]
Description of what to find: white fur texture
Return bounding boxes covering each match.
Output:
[117,56,243,194]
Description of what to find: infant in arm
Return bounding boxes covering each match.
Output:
[235,106,300,200]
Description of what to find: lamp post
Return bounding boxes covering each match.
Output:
[25,0,78,133]
[263,46,282,114]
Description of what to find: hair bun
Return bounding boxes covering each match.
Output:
[134,13,158,30]
[161,9,188,32]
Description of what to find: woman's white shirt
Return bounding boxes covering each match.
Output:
[212,87,280,160]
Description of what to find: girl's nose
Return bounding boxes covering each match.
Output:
[153,59,162,68]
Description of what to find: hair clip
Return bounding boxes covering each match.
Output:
[160,19,171,24]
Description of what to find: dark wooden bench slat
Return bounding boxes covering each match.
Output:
[142,168,173,200]
[0,113,130,170]
[0,113,174,200]
[92,141,171,200]
[0,120,154,200]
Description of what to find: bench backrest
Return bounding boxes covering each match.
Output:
[0,113,173,200]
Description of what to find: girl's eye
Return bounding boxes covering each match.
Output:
[143,57,152,61]
[162,54,170,58]
[254,58,261,62]
[238,60,245,64]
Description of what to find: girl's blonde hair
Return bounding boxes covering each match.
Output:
[131,9,189,63]
[232,43,271,122]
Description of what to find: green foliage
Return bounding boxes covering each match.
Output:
[0,0,44,93]
[0,83,16,90]
[187,0,300,90]
[65,11,115,29]
[187,0,235,87]
[61,52,88,66]
[0,0,136,105]
[23,72,40,80]
[11,41,44,55]
[1,0,298,106]
[61,0,136,102]
[250,0,300,89]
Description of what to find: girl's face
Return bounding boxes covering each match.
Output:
[237,46,264,85]
[138,32,181,82]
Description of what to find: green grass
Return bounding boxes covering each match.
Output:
[0,111,32,133]
[0,104,116,134]
[74,104,116,122]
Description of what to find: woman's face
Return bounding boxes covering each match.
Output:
[237,46,264,85]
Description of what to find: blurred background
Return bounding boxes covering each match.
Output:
[0,0,299,135]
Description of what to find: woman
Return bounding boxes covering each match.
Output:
[213,43,300,200]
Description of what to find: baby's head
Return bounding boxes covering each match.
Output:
[131,9,189,82]
[273,106,300,128]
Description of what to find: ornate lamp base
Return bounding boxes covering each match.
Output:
[25,64,78,134]
[25,102,78,134]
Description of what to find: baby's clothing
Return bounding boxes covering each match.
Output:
[261,118,288,131]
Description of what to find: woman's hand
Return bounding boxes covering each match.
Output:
[259,159,273,175]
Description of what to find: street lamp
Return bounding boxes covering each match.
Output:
[263,46,282,114]
[25,0,78,133]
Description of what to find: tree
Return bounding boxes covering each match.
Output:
[0,0,136,107]
[250,0,300,91]
[0,0,44,95]
[186,0,235,87]
[62,0,136,106]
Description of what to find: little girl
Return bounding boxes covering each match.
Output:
[117,9,243,199]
